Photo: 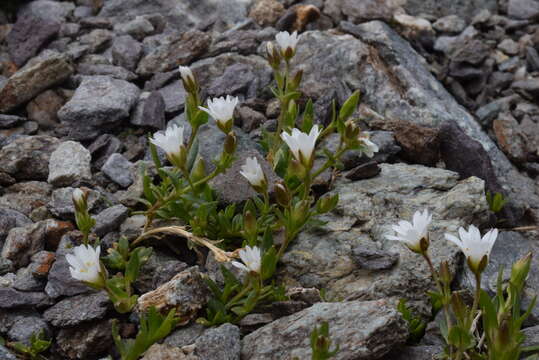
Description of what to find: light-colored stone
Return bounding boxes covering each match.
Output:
[48,141,92,187]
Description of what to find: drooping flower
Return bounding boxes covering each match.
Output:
[66,244,103,286]
[150,124,186,168]
[445,225,498,274]
[386,209,432,254]
[359,132,379,158]
[179,66,194,84]
[231,246,262,274]
[199,95,238,133]
[240,157,267,192]
[275,31,300,58]
[179,66,196,92]
[280,125,321,167]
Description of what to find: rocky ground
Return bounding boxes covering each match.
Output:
[0,0,539,359]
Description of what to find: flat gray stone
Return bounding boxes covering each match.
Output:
[101,153,134,188]
[43,291,110,327]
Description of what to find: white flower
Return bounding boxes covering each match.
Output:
[179,66,195,84]
[359,132,379,158]
[445,225,498,273]
[232,246,262,274]
[73,188,84,203]
[240,157,266,189]
[386,209,432,253]
[280,125,321,166]
[150,124,185,156]
[275,31,300,54]
[66,245,102,284]
[198,95,238,130]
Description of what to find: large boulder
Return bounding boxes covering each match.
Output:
[280,163,489,314]
[295,24,539,222]
[242,299,407,359]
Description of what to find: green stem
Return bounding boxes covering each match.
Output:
[470,271,482,330]
[422,253,453,332]
[226,281,253,309]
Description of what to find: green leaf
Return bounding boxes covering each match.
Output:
[338,90,360,121]
[125,250,140,284]
[301,99,314,133]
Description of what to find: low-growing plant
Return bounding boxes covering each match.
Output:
[486,191,508,214]
[7,330,51,360]
[387,209,538,359]
[397,298,427,344]
[111,307,177,360]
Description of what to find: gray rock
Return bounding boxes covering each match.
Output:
[280,164,488,313]
[345,161,382,180]
[210,149,280,205]
[242,300,407,359]
[101,153,134,188]
[508,0,539,19]
[6,14,60,66]
[49,187,99,219]
[79,29,113,53]
[381,345,441,360]
[2,222,47,268]
[43,291,110,327]
[48,141,92,187]
[114,16,155,40]
[164,323,206,348]
[405,0,497,21]
[0,51,73,113]
[99,0,255,33]
[88,134,123,170]
[195,323,240,360]
[433,15,467,33]
[130,91,166,129]
[134,250,188,293]
[0,115,25,129]
[45,233,92,299]
[13,266,46,291]
[137,30,211,77]
[58,76,140,141]
[0,345,17,360]
[336,21,538,224]
[522,325,539,348]
[0,182,52,217]
[6,312,51,345]
[352,246,399,270]
[26,89,65,129]
[111,35,143,71]
[0,135,59,181]
[0,208,32,244]
[0,287,50,309]
[77,63,137,81]
[20,0,74,22]
[56,320,113,360]
[157,81,187,115]
[93,205,130,237]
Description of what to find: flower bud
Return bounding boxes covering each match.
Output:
[289,69,303,90]
[224,132,237,155]
[244,210,257,238]
[316,194,339,214]
[274,182,291,207]
[266,42,281,69]
[510,252,532,290]
[439,260,452,286]
[179,66,197,93]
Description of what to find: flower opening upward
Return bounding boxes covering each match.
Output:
[150,124,186,168]
[359,132,379,158]
[199,95,238,133]
[445,225,498,274]
[66,244,103,285]
[232,246,262,274]
[386,209,432,254]
[280,125,321,167]
[240,157,267,192]
[275,31,300,58]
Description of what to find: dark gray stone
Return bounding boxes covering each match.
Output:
[77,64,137,81]
[0,345,17,360]
[352,246,399,270]
[56,320,113,360]
[164,323,206,347]
[48,187,99,219]
[130,91,166,129]
[93,205,130,237]
[0,135,60,181]
[345,161,381,180]
[0,287,50,309]
[111,35,143,72]
[381,345,441,360]
[134,250,188,293]
[0,115,25,129]
[6,312,51,345]
[88,134,123,170]
[6,14,60,66]
[405,0,497,21]
[508,0,539,19]
[13,267,46,291]
[43,291,110,327]
[195,323,241,360]
[47,141,92,187]
[101,153,134,188]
